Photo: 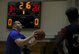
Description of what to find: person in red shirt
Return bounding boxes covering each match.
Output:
[56,7,79,54]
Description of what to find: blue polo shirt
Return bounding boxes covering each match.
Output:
[5,29,26,54]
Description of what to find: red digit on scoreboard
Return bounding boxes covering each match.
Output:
[32,4,40,13]
[8,5,16,16]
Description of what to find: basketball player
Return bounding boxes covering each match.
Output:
[56,7,79,54]
[5,21,40,54]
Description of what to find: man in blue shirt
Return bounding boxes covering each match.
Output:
[5,21,38,54]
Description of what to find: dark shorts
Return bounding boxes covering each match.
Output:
[22,48,30,54]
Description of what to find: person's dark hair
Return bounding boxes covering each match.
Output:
[65,7,78,23]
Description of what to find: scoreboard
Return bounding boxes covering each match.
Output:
[7,1,41,29]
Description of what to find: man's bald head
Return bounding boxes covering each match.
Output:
[12,21,22,31]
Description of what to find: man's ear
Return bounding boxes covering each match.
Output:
[13,24,17,28]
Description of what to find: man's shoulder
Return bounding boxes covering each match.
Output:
[65,24,79,30]
[10,29,18,35]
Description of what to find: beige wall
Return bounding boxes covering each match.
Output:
[41,1,69,38]
[0,0,68,41]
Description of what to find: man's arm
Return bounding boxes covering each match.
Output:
[56,28,67,44]
[55,28,68,54]
[14,30,42,47]
[15,34,34,46]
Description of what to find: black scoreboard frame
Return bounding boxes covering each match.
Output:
[7,1,41,29]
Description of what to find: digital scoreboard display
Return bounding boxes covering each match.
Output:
[7,1,41,29]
